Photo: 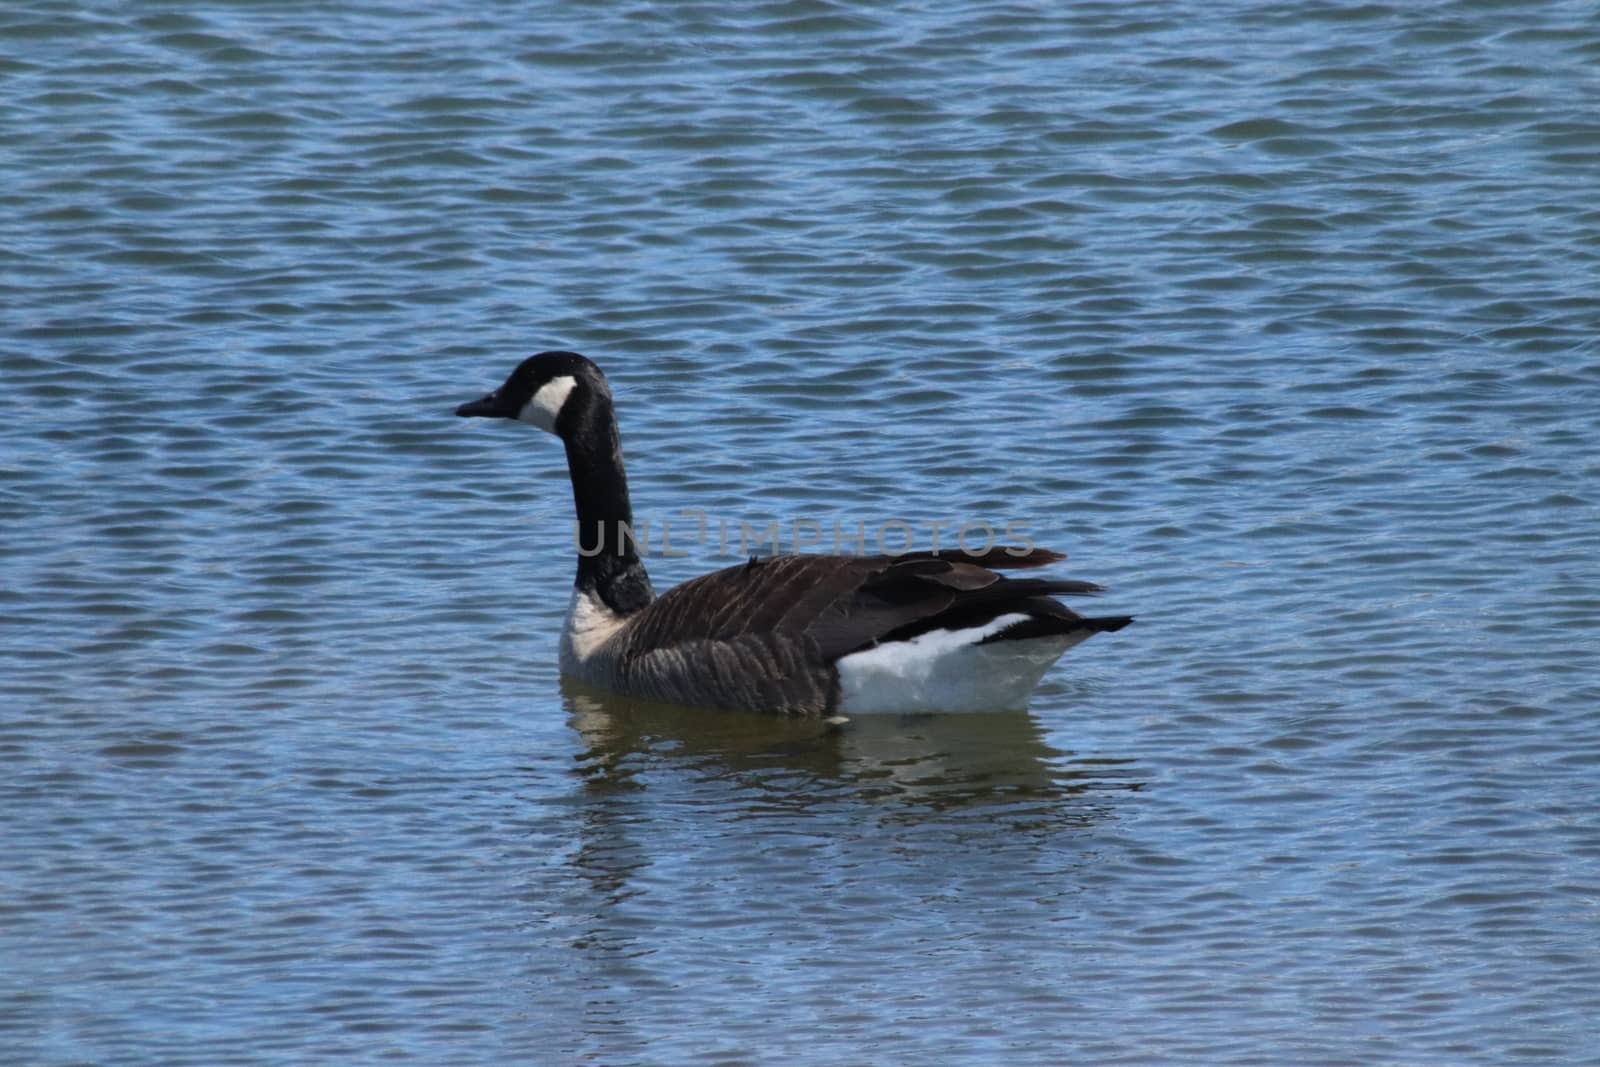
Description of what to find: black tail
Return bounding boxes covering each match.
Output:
[980,613,1133,645]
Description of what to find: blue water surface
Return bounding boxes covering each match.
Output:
[3,1,1599,1064]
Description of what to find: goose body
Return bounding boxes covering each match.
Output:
[456,352,1130,715]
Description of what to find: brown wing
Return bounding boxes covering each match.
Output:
[609,553,1102,714]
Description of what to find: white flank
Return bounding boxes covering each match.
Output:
[518,375,577,434]
[835,613,1093,714]
[558,586,627,680]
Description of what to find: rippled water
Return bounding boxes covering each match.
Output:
[5,1,1600,1063]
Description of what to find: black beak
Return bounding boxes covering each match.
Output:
[455,392,505,418]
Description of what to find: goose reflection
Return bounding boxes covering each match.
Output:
[550,681,1140,1052]
[562,677,1137,814]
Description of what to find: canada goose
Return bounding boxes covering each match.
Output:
[455,351,1131,715]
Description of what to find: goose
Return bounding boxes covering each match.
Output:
[455,351,1131,715]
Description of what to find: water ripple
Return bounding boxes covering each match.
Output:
[4,0,1599,1063]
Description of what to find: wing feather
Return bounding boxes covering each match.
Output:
[608,551,1111,713]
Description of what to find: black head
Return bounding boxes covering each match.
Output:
[454,351,607,436]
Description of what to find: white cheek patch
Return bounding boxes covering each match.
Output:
[517,375,577,434]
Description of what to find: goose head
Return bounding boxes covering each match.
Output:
[454,350,609,437]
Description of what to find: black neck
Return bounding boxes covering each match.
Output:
[563,394,654,616]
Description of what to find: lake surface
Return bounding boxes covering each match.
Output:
[4,0,1599,1063]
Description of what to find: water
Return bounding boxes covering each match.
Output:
[4,0,1599,1062]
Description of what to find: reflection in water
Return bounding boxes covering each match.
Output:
[538,682,1143,1059]
[549,682,1142,1058]
[562,677,1139,812]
